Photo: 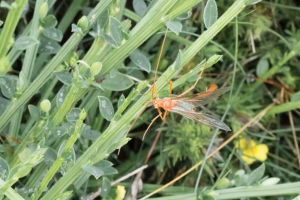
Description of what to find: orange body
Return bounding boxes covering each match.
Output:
[152,97,176,111]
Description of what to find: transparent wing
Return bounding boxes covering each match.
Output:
[169,105,231,131]
[173,87,230,107]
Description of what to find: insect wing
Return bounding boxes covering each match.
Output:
[175,87,230,107]
[169,105,231,131]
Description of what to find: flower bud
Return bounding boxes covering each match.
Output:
[77,16,89,32]
[79,109,87,120]
[216,177,230,189]
[261,177,280,186]
[39,2,48,20]
[90,62,102,76]
[69,52,79,66]
[40,99,51,112]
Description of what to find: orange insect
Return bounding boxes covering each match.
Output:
[143,29,231,139]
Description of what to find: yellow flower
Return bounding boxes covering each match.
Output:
[116,185,126,200]
[235,138,269,165]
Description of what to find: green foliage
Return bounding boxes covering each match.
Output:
[0,0,300,199]
[161,119,212,166]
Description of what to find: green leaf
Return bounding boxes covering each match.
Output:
[83,166,104,179]
[0,97,9,113]
[118,94,125,108]
[14,36,39,50]
[133,0,147,17]
[71,24,83,35]
[102,166,118,175]
[56,85,69,107]
[291,91,300,102]
[0,1,12,9]
[101,177,111,198]
[247,163,265,186]
[51,126,68,137]
[95,160,113,168]
[176,10,192,20]
[0,157,9,180]
[17,165,33,178]
[66,108,81,122]
[97,10,109,34]
[174,50,183,70]
[246,0,262,6]
[130,49,151,72]
[98,96,114,121]
[81,126,101,140]
[203,0,218,29]
[41,15,58,28]
[109,17,123,45]
[91,82,104,90]
[103,33,119,48]
[166,21,182,35]
[0,20,3,26]
[43,27,63,42]
[44,148,57,166]
[0,76,15,99]
[261,177,280,186]
[28,105,40,120]
[55,72,72,85]
[101,73,134,91]
[39,37,61,54]
[256,58,269,77]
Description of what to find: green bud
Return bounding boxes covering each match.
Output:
[11,2,18,9]
[0,57,11,75]
[17,165,32,178]
[77,16,89,32]
[69,52,79,66]
[79,109,87,120]
[261,177,280,186]
[216,177,230,189]
[39,2,48,20]
[90,62,102,76]
[40,99,51,112]
[70,57,77,67]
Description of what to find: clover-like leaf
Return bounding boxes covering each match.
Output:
[101,73,134,91]
[98,96,114,121]
[130,49,151,72]
[203,0,218,29]
[14,36,39,50]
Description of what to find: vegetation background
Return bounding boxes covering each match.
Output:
[0,0,300,199]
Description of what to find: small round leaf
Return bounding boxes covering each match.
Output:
[129,50,151,72]
[98,96,114,121]
[203,0,218,29]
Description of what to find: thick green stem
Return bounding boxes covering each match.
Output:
[30,110,85,200]
[0,0,28,59]
[0,178,24,200]
[9,0,44,141]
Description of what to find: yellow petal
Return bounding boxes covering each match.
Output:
[116,185,126,200]
[241,148,256,164]
[241,154,255,164]
[253,144,269,161]
[235,138,256,149]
